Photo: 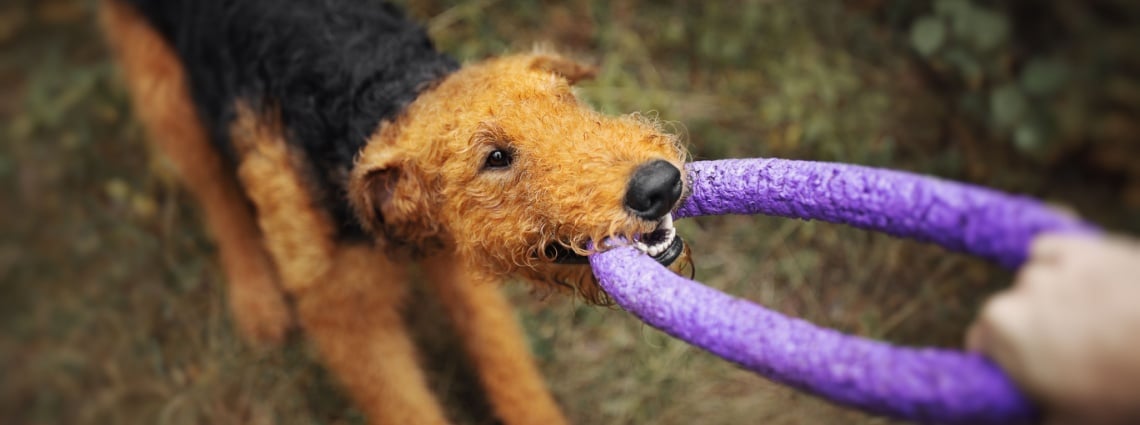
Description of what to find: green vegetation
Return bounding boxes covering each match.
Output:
[2,0,1136,424]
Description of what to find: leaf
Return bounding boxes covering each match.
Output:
[934,0,970,19]
[910,16,946,57]
[990,84,1027,128]
[1014,123,1043,152]
[1020,59,1069,96]
[944,48,983,84]
[948,0,979,41]
[968,9,1009,51]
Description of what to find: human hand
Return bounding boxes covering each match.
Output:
[967,234,1140,425]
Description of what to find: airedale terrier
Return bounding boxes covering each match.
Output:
[101,0,691,423]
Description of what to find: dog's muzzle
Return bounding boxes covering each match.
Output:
[547,214,684,266]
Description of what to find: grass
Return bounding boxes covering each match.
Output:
[1,0,1136,424]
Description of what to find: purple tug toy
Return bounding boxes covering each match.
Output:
[589,158,1099,425]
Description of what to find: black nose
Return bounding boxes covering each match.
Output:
[624,160,682,220]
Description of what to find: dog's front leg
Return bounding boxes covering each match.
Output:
[424,254,569,425]
[295,246,450,425]
[101,0,294,346]
[232,107,450,425]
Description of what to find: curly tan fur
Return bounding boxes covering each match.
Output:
[231,109,448,423]
[230,105,570,424]
[232,104,336,293]
[104,0,691,423]
[351,54,690,303]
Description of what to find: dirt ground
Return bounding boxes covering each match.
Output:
[2,1,1136,424]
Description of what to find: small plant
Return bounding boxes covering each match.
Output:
[906,0,1140,207]
[910,0,1058,155]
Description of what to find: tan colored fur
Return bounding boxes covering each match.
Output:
[351,54,689,303]
[231,105,335,293]
[423,254,568,424]
[231,109,449,423]
[230,106,569,424]
[103,0,690,423]
[99,0,293,346]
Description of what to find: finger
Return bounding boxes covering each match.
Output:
[966,292,1034,383]
[965,320,988,353]
[1029,234,1071,264]
[1010,261,1061,294]
[1029,233,1107,264]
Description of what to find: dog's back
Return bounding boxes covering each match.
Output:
[102,2,693,422]
[118,0,457,236]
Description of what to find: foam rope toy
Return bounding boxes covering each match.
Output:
[589,158,1099,425]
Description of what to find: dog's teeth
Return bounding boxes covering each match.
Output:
[633,220,678,257]
[644,228,676,257]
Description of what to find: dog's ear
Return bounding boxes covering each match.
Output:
[529,54,597,85]
[349,147,438,249]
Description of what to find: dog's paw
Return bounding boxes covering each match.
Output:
[228,275,295,348]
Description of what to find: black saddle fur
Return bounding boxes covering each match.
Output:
[124,0,458,238]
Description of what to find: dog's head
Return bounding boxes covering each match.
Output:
[350,53,691,303]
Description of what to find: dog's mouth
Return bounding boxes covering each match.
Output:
[546,214,684,267]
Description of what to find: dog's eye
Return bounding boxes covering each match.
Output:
[484,149,513,169]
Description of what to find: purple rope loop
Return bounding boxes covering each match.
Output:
[589,158,1099,425]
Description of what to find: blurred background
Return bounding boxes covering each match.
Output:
[1,0,1137,424]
